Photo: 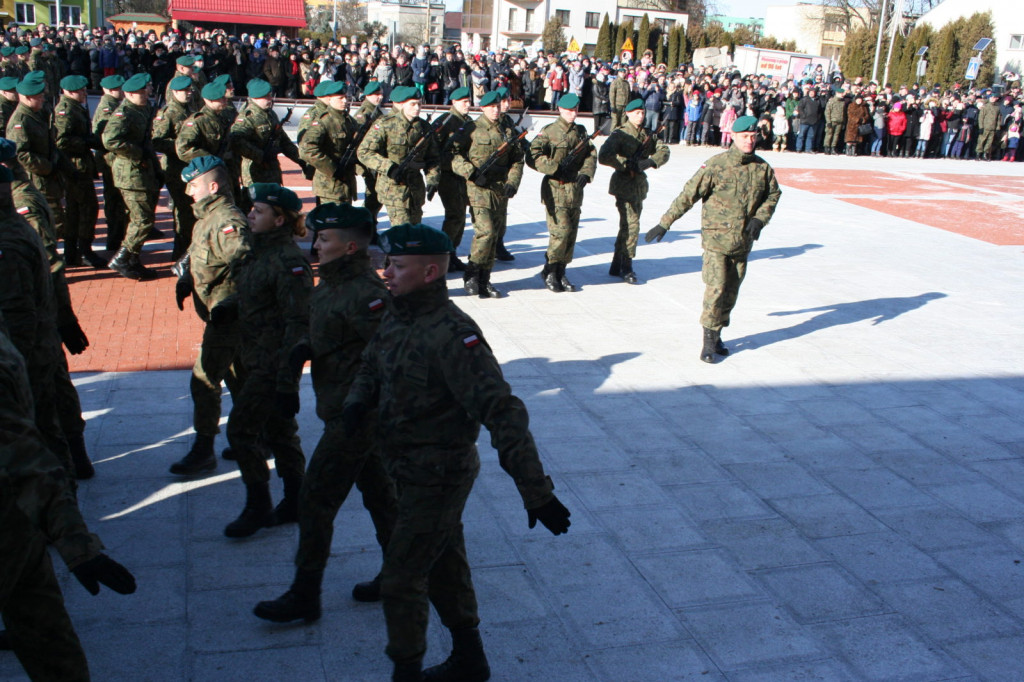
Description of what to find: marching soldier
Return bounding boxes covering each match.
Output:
[645,116,782,363]
[176,81,240,204]
[165,55,201,113]
[598,98,670,284]
[11,46,30,79]
[493,86,523,262]
[357,86,440,227]
[352,81,385,223]
[253,203,398,623]
[231,77,306,194]
[92,75,128,253]
[298,80,358,205]
[102,72,159,281]
[0,47,16,78]
[53,75,103,269]
[434,85,472,271]
[152,75,196,259]
[450,90,524,299]
[0,78,17,131]
[529,93,597,293]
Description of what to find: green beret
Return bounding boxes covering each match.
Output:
[624,98,644,112]
[100,74,125,90]
[834,88,845,95]
[201,81,226,100]
[248,182,302,212]
[177,55,196,67]
[0,138,16,161]
[247,78,272,98]
[1,47,14,57]
[306,202,373,233]
[169,75,192,91]
[122,73,152,93]
[558,93,580,110]
[16,78,45,96]
[319,80,345,97]
[42,44,54,53]
[379,223,453,256]
[732,115,758,133]
[14,46,29,56]
[60,75,88,92]
[0,77,18,92]
[478,90,500,107]
[313,81,332,98]
[214,73,231,86]
[0,165,12,183]
[363,81,381,96]
[29,38,41,47]
[391,86,420,103]
[181,155,226,183]
[496,86,509,99]
[450,86,470,101]
[23,70,44,82]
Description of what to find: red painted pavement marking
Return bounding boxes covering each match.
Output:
[840,198,1024,246]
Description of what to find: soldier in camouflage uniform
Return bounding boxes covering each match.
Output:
[0,77,18,132]
[357,86,440,227]
[529,93,597,293]
[433,86,472,271]
[609,69,631,130]
[646,116,782,363]
[152,75,196,260]
[164,55,201,114]
[217,183,312,539]
[53,75,102,269]
[27,41,61,105]
[254,203,398,624]
[299,80,358,204]
[102,73,159,281]
[232,78,305,189]
[823,89,847,154]
[168,156,253,477]
[344,223,571,682]
[0,47,15,78]
[976,93,1001,161]
[598,98,670,284]
[352,81,385,223]
[0,306,136,682]
[11,46,30,79]
[176,81,239,204]
[92,74,127,253]
[451,89,524,300]
[493,86,524,262]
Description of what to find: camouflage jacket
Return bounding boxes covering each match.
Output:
[0,327,102,575]
[609,77,631,111]
[597,120,670,201]
[175,106,231,163]
[189,193,252,319]
[231,101,300,186]
[0,98,17,137]
[164,76,201,115]
[657,145,782,256]
[529,116,597,209]
[978,102,1000,131]
[305,251,387,422]
[357,109,441,203]
[296,100,327,146]
[436,106,471,174]
[298,107,357,200]
[101,100,158,192]
[824,96,846,125]
[346,279,555,508]
[91,93,123,166]
[232,228,313,391]
[450,114,524,208]
[53,95,98,176]
[6,103,64,195]
[151,98,192,177]
[350,100,383,176]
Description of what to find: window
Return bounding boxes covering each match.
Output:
[15,3,35,23]
[525,8,534,31]
[50,4,82,25]
[585,12,600,29]
[508,7,516,29]
[654,18,675,31]
[555,9,570,27]
[1010,34,1024,50]
[622,15,641,25]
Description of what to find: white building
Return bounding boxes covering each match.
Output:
[461,0,689,56]
[915,0,1024,77]
[764,3,871,61]
[366,0,447,46]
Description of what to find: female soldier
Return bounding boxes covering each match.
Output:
[217,183,314,538]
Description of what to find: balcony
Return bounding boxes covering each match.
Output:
[618,0,686,13]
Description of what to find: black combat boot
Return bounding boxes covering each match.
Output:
[64,236,82,267]
[127,252,156,281]
[477,268,502,299]
[81,238,108,269]
[423,627,491,682]
[253,568,323,623]
[715,333,729,356]
[448,253,466,272]
[540,262,563,292]
[700,327,718,364]
[557,263,577,292]
[620,256,638,285]
[608,251,622,277]
[224,481,273,538]
[268,474,303,525]
[495,240,515,261]
[352,572,382,602]
[170,434,217,475]
[66,432,95,479]
[108,246,136,279]
[463,262,480,296]
[393,661,424,682]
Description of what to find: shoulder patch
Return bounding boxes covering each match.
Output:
[57,110,66,116]
[221,225,236,234]
[102,107,110,112]
[114,112,123,117]
[16,206,28,214]
[463,334,481,348]
[368,298,384,312]
[185,121,194,126]
[373,123,380,129]
[13,123,21,128]
[291,265,306,276]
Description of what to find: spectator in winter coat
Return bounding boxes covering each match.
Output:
[887,101,907,157]
[411,45,429,98]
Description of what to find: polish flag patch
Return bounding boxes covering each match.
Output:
[185,121,194,126]
[369,298,384,311]
[57,110,66,116]
[291,265,305,275]
[12,124,21,128]
[221,225,235,234]
[16,206,29,215]
[463,334,480,348]
[114,112,123,117]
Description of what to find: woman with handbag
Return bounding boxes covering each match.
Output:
[844,95,872,156]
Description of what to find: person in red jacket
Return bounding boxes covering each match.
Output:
[887,101,908,157]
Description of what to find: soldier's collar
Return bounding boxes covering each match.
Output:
[391,278,448,318]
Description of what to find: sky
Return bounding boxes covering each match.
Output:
[442,0,774,20]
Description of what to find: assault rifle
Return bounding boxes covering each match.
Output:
[473,129,529,183]
[627,122,665,175]
[556,129,601,181]
[338,103,381,171]
[391,112,448,180]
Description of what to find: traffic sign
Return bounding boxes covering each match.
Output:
[568,37,580,53]
[965,56,981,81]
[621,37,634,52]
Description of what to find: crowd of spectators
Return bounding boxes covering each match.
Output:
[2,22,1020,161]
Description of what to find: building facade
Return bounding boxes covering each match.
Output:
[707,14,764,37]
[5,0,94,29]
[916,0,1024,77]
[764,3,871,62]
[366,0,446,46]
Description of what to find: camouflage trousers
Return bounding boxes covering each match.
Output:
[26,359,73,492]
[363,171,382,224]
[383,201,423,229]
[55,353,85,438]
[296,418,398,572]
[226,371,305,486]
[825,122,844,149]
[191,322,245,437]
[165,176,196,259]
[1,534,89,681]
[64,172,99,242]
[382,472,480,665]
[99,163,126,250]
[611,109,625,130]
[701,250,748,331]
[976,129,997,159]
[40,183,66,243]
[543,205,581,265]
[468,200,508,270]
[438,172,468,248]
[120,188,157,255]
[614,198,643,259]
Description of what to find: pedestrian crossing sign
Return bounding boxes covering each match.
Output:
[568,37,580,53]
[621,37,634,52]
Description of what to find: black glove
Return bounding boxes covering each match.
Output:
[341,401,368,436]
[637,158,657,172]
[504,184,517,199]
[288,342,312,378]
[208,304,237,325]
[470,171,488,187]
[744,217,765,241]
[275,391,300,418]
[407,159,425,172]
[527,496,571,535]
[425,181,438,198]
[72,554,137,596]
[644,225,668,243]
[175,272,193,311]
[386,164,404,181]
[574,174,590,190]
[58,320,89,355]
[302,161,316,180]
